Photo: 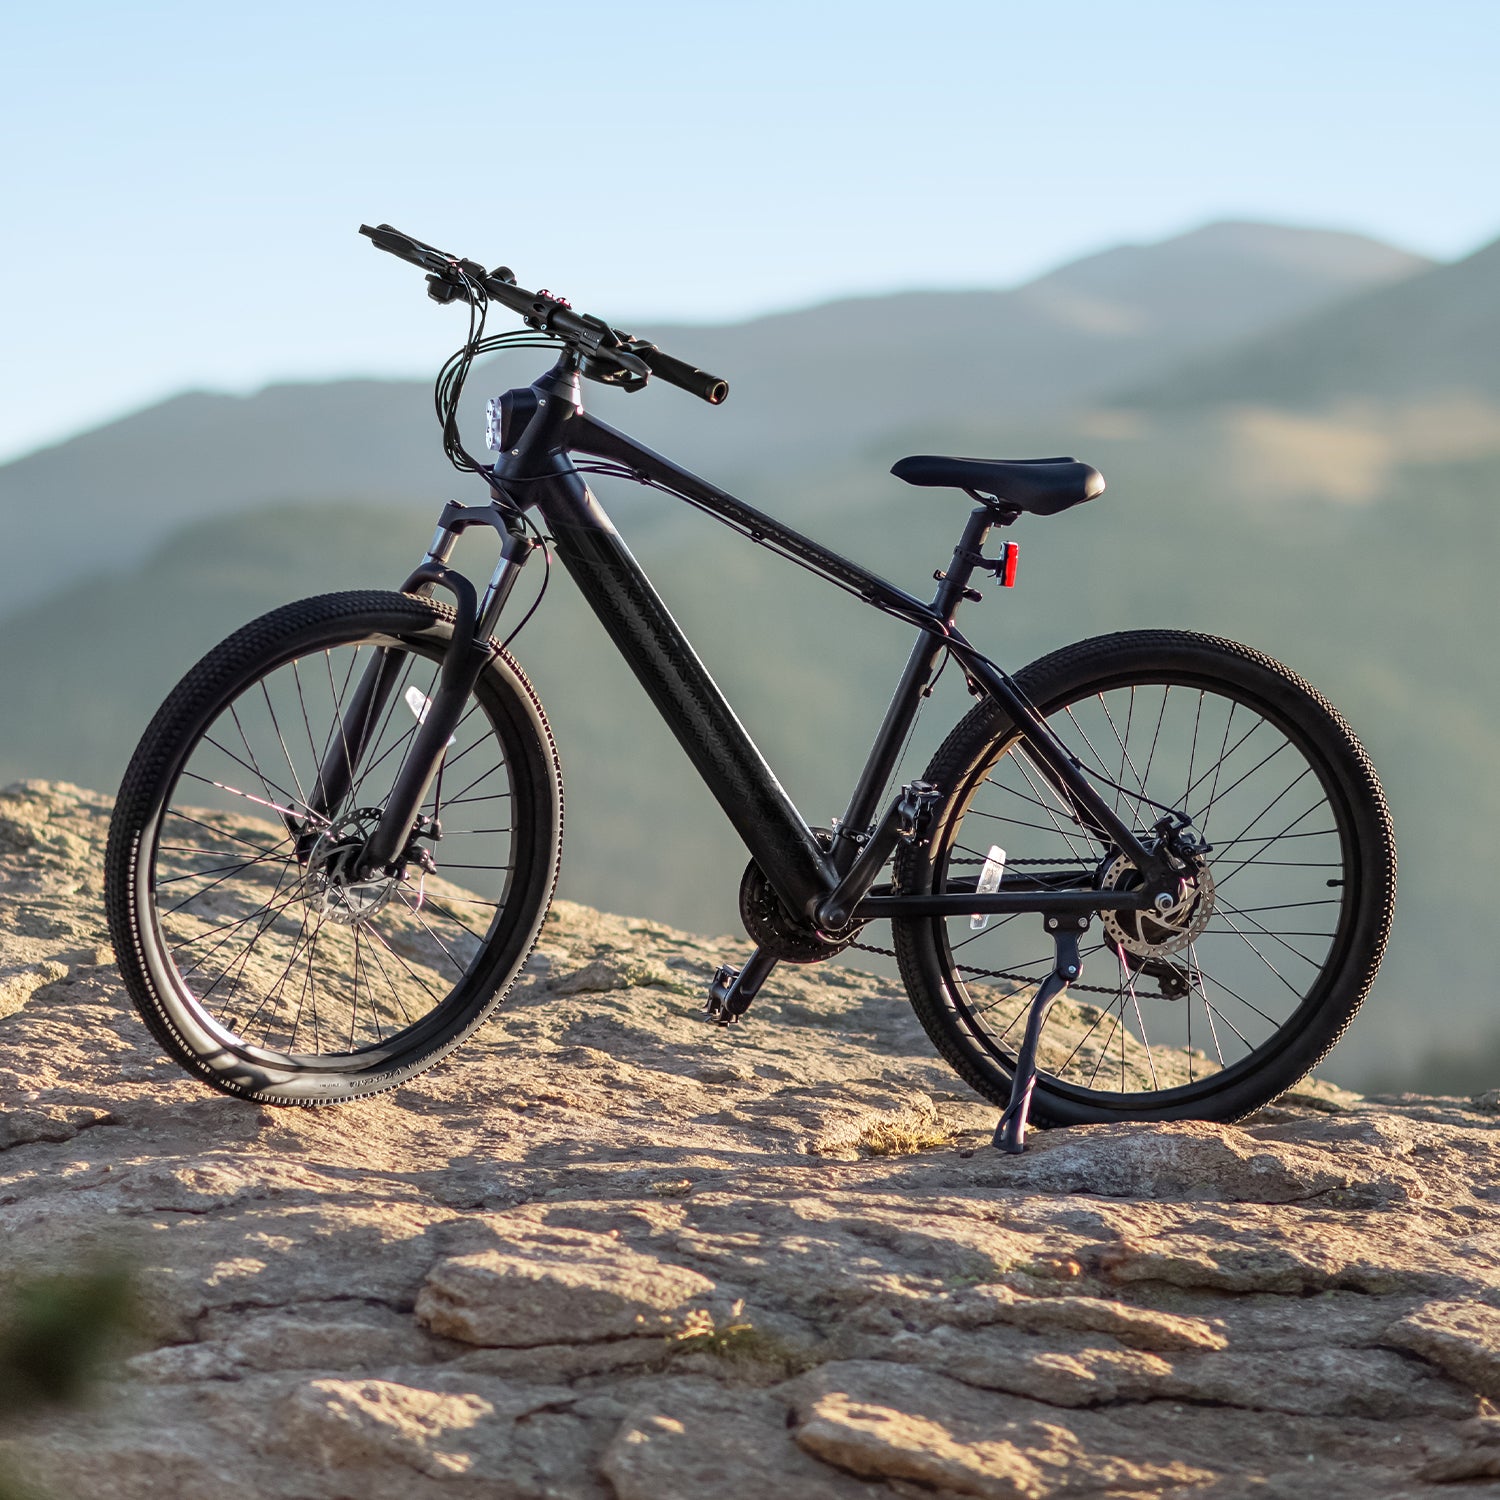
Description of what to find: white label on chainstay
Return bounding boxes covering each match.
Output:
[970,844,1007,931]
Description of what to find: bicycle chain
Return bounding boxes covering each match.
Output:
[847,933,1128,996]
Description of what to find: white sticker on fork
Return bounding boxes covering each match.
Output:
[970,844,1007,931]
[404,687,456,745]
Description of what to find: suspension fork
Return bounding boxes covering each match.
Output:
[302,504,534,874]
[299,643,410,848]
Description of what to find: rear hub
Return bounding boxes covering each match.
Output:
[1097,846,1215,959]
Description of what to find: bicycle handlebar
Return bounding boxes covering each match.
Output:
[359,223,729,405]
[634,348,729,406]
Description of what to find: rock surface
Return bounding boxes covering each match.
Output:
[2,781,1500,1497]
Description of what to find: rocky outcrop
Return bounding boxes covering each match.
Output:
[2,781,1500,1497]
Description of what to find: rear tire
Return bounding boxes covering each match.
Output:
[105,590,563,1105]
[892,630,1395,1125]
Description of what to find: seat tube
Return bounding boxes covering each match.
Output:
[830,631,945,872]
[830,506,994,870]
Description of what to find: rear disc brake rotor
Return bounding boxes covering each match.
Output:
[1098,851,1215,959]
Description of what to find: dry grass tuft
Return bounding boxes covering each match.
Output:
[670,1300,756,1358]
[812,1098,958,1159]
[667,1301,817,1378]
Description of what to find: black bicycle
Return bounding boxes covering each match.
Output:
[104,225,1396,1151]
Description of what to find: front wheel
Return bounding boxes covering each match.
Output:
[892,630,1395,1126]
[105,590,563,1105]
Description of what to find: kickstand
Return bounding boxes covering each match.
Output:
[705,946,779,1026]
[993,912,1090,1154]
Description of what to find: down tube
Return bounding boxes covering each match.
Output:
[538,485,836,920]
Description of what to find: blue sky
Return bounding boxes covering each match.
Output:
[2,0,1496,461]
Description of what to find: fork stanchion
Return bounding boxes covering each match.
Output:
[993,913,1090,1154]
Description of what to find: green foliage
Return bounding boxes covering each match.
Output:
[0,1265,138,1414]
[0,1266,140,1500]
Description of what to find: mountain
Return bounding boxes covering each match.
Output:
[1132,232,1500,409]
[0,379,439,608]
[0,221,1425,611]
[0,441,1491,1091]
[0,217,1492,1093]
[609,220,1427,472]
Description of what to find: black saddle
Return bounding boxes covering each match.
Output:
[891,454,1105,517]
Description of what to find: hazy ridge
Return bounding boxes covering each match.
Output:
[2,217,1497,1091]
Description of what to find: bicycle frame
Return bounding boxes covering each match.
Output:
[345,351,1170,927]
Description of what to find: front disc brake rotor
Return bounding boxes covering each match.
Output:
[303,813,402,927]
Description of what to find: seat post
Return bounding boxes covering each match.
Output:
[930,505,996,620]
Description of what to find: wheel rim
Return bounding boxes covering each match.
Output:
[932,671,1361,1107]
[142,629,524,1067]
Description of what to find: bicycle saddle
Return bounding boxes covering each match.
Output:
[891,454,1105,516]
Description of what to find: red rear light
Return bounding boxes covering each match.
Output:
[1001,542,1019,587]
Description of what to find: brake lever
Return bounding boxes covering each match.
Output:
[425,272,471,306]
[580,346,651,392]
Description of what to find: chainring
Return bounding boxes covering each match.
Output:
[739,830,862,964]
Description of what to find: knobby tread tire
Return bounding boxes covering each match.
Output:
[104,590,563,1106]
[891,629,1396,1126]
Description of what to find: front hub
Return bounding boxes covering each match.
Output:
[303,811,404,926]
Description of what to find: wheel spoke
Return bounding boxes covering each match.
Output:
[1211,799,1328,891]
[163,807,292,858]
[1212,898,1332,964]
[1189,941,1227,1067]
[159,844,291,916]
[929,651,1381,1113]
[1009,751,1094,865]
[1193,740,1294,832]
[132,621,535,1071]
[394,891,472,975]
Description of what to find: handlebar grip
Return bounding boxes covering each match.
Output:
[637,347,729,405]
[360,223,453,275]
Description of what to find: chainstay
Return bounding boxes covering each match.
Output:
[849,856,1162,998]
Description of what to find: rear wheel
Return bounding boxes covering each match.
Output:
[892,631,1395,1125]
[105,590,562,1105]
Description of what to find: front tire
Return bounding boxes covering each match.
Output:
[105,590,563,1105]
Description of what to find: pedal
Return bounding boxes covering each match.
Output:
[703,948,778,1027]
[705,964,740,1025]
[898,779,942,838]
